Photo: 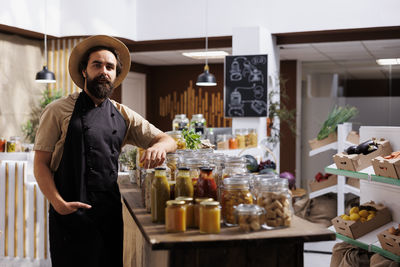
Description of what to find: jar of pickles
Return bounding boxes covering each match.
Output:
[6,139,16,152]
[172,114,189,131]
[222,156,248,179]
[190,114,206,135]
[235,204,265,232]
[195,167,217,200]
[257,178,292,228]
[175,197,194,228]
[175,167,194,198]
[221,178,253,226]
[194,197,213,228]
[151,167,170,223]
[165,200,186,233]
[166,153,179,180]
[199,201,221,234]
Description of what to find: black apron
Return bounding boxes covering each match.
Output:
[49,91,127,267]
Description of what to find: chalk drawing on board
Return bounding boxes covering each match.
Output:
[229,56,266,84]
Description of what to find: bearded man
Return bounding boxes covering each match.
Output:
[33,35,176,267]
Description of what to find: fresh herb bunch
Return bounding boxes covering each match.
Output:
[181,128,201,150]
[317,105,358,140]
[119,146,137,170]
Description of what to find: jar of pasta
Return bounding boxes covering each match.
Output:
[175,197,194,228]
[221,178,253,226]
[199,201,221,234]
[235,204,265,232]
[165,200,186,233]
[257,178,292,229]
[235,129,246,149]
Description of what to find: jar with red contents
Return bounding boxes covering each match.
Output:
[195,167,217,200]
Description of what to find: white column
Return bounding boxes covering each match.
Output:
[231,26,280,171]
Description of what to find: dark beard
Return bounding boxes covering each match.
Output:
[86,74,115,99]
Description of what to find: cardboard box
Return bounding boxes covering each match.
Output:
[309,132,337,150]
[346,177,360,188]
[372,156,400,179]
[331,201,392,239]
[309,175,337,192]
[346,131,360,145]
[333,139,392,172]
[378,229,400,256]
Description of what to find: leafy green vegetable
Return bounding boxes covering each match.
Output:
[317,105,358,140]
[119,146,137,170]
[181,129,201,150]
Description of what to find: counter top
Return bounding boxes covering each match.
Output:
[120,180,335,251]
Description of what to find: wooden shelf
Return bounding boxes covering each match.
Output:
[309,142,338,157]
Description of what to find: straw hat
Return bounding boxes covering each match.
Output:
[68,35,131,89]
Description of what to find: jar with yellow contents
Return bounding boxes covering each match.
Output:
[165,200,186,233]
[221,178,253,226]
[175,197,194,228]
[151,167,170,223]
[166,153,179,180]
[235,129,246,149]
[193,197,213,228]
[166,131,186,149]
[199,201,221,234]
[175,167,194,198]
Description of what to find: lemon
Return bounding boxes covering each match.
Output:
[359,210,369,218]
[360,217,367,223]
[349,207,359,215]
[368,211,376,215]
[367,214,375,221]
[342,215,351,221]
[350,213,360,221]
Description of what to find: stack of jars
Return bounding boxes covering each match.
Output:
[216,128,258,150]
[0,136,26,152]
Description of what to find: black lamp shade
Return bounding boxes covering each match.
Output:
[196,69,217,86]
[35,66,56,83]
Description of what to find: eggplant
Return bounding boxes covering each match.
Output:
[345,145,359,155]
[356,139,378,155]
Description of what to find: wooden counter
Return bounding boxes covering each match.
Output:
[120,180,335,267]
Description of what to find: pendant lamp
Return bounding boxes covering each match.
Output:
[196,0,216,87]
[36,0,56,83]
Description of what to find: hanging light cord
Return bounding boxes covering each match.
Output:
[44,0,48,67]
[204,0,208,69]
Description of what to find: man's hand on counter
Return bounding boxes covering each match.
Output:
[140,133,177,169]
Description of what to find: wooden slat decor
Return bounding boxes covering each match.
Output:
[159,80,231,129]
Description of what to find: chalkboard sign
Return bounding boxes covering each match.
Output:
[224,54,268,117]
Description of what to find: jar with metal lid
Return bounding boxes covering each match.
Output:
[235,129,246,149]
[221,178,253,226]
[144,169,155,213]
[257,178,292,228]
[195,167,217,200]
[194,197,214,228]
[253,173,277,201]
[6,139,16,152]
[175,167,194,198]
[182,157,208,184]
[190,114,206,135]
[166,131,186,149]
[166,153,179,180]
[172,114,189,131]
[175,196,194,228]
[222,156,248,179]
[199,201,221,234]
[248,128,258,147]
[165,200,186,233]
[10,136,22,152]
[235,204,266,232]
[151,167,170,223]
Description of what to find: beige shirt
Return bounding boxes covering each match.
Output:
[34,92,162,172]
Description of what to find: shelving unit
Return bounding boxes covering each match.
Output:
[308,123,359,215]
[326,126,400,262]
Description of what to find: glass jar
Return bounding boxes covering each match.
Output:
[253,173,277,201]
[199,201,221,234]
[10,136,22,152]
[0,138,6,152]
[221,178,253,226]
[144,169,155,213]
[175,167,194,198]
[235,204,266,232]
[228,135,238,149]
[172,114,189,131]
[190,114,206,135]
[137,147,146,169]
[248,128,258,147]
[151,167,170,223]
[165,200,186,233]
[235,129,246,149]
[194,197,213,228]
[175,197,194,228]
[182,157,208,185]
[222,156,248,179]
[216,134,229,150]
[257,178,292,228]
[166,131,186,149]
[195,167,217,200]
[6,140,16,152]
[166,153,179,180]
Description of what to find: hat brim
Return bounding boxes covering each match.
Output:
[69,35,131,89]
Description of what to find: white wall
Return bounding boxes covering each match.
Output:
[1,0,400,41]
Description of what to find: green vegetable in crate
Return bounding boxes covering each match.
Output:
[242,155,258,172]
[317,105,358,140]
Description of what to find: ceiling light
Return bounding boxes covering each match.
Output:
[376,58,400,66]
[183,51,229,59]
